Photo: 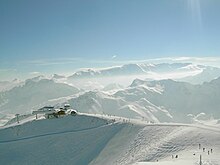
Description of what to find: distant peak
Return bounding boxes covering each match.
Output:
[52,74,66,79]
[25,76,53,85]
[130,78,146,87]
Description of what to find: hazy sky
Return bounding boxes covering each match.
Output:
[1,0,220,80]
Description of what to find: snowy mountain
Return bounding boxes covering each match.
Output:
[56,77,220,123]
[0,78,80,114]
[2,62,219,92]
[65,63,220,89]
[0,79,23,92]
[68,64,148,79]
[0,114,220,165]
[67,63,219,81]
[1,76,220,124]
[52,74,66,79]
[128,77,220,122]
[68,63,203,79]
[63,90,172,123]
[180,66,220,84]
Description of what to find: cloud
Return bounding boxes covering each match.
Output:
[19,56,220,69]
[29,72,40,75]
[173,57,192,61]
[170,57,220,67]
[21,58,82,66]
[112,55,117,59]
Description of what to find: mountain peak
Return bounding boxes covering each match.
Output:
[130,79,146,87]
[52,74,66,79]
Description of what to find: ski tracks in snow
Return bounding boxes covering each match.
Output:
[116,125,208,165]
[0,121,119,144]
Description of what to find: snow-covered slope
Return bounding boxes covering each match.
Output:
[0,78,80,114]
[0,114,220,165]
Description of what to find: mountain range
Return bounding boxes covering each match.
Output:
[1,62,220,124]
[0,78,80,114]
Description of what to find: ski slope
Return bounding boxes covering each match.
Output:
[0,114,220,165]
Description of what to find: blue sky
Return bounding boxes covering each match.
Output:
[1,0,220,80]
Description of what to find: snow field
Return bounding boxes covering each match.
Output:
[1,114,220,165]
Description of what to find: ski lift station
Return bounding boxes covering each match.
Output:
[32,104,77,119]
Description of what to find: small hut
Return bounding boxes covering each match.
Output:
[64,104,71,110]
